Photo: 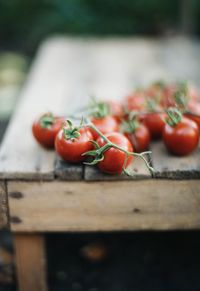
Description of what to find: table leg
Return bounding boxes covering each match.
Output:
[14,234,47,291]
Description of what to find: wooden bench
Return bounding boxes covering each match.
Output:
[0,37,200,291]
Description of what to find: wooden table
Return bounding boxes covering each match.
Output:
[0,37,200,291]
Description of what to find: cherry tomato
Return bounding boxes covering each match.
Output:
[125,124,150,153]
[163,117,199,156]
[55,126,94,163]
[161,84,177,108]
[96,132,133,174]
[185,102,200,129]
[188,86,200,103]
[32,113,64,148]
[125,91,146,112]
[107,100,124,121]
[184,113,200,130]
[143,113,166,139]
[90,116,119,140]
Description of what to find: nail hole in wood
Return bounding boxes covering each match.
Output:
[65,190,73,195]
[10,216,22,224]
[9,192,23,199]
[133,208,141,213]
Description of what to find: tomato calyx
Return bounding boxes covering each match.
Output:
[146,98,159,112]
[63,119,81,141]
[90,98,110,119]
[40,112,55,129]
[152,79,166,90]
[122,113,139,134]
[165,107,182,127]
[173,81,189,110]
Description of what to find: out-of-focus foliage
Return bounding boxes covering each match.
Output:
[0,0,180,53]
[0,53,28,118]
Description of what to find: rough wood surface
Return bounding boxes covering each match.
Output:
[151,141,200,179]
[14,234,47,291]
[55,156,83,180]
[8,180,200,232]
[0,38,85,180]
[0,182,8,228]
[1,37,200,180]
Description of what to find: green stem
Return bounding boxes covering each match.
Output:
[63,115,155,176]
[86,121,154,175]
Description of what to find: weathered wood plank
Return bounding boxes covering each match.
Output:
[0,182,8,228]
[160,37,200,85]
[0,38,87,180]
[151,141,200,179]
[8,180,200,232]
[54,156,83,180]
[14,234,47,291]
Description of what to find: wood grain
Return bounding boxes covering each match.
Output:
[14,234,47,291]
[0,38,87,180]
[151,141,200,179]
[0,182,8,228]
[54,156,83,180]
[8,180,200,232]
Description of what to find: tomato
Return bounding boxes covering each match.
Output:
[163,117,199,156]
[90,116,119,140]
[185,102,200,129]
[188,86,200,103]
[96,132,133,174]
[125,123,150,153]
[32,113,64,148]
[107,100,124,121]
[55,126,94,163]
[184,113,200,130]
[143,113,166,139]
[125,91,146,112]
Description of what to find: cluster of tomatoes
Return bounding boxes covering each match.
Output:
[32,81,200,175]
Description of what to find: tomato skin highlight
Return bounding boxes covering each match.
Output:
[90,116,119,140]
[185,103,200,129]
[55,127,94,163]
[96,132,133,175]
[32,116,64,148]
[163,117,199,156]
[125,124,150,153]
[143,113,166,139]
[184,113,200,130]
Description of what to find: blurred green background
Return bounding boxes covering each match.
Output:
[0,0,199,54]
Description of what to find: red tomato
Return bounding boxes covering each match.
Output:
[90,116,119,140]
[185,102,200,129]
[125,91,146,112]
[96,132,133,174]
[184,114,200,130]
[161,84,177,108]
[107,100,124,121]
[125,124,150,153]
[55,126,94,163]
[143,113,166,139]
[32,113,64,148]
[163,117,199,156]
[188,86,200,103]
